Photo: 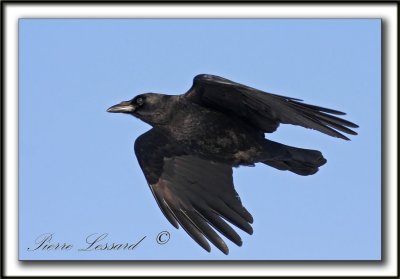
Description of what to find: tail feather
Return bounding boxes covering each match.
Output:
[262,145,327,176]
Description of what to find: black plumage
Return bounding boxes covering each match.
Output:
[107,74,358,255]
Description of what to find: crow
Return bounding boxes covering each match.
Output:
[107,74,358,255]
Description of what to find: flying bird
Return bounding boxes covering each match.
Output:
[107,74,358,255]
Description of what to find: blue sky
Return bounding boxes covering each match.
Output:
[19,19,381,260]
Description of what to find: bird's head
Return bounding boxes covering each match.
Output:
[107,93,173,126]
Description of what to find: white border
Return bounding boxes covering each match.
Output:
[4,3,398,277]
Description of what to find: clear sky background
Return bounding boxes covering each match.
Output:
[19,19,381,260]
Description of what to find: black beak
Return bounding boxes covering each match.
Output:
[107,101,136,113]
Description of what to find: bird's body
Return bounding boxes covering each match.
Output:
[107,74,358,255]
[155,95,265,165]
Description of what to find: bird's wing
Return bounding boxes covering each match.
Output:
[134,129,253,255]
[185,74,358,140]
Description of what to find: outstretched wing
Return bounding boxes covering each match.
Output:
[185,74,358,140]
[134,129,253,255]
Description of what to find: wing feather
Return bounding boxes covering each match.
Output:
[185,74,358,140]
[134,129,253,254]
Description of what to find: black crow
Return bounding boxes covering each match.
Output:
[107,74,358,255]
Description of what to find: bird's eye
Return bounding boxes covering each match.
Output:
[136,97,144,106]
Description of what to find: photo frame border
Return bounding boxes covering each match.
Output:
[2,1,398,277]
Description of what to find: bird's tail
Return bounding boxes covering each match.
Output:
[261,141,327,176]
